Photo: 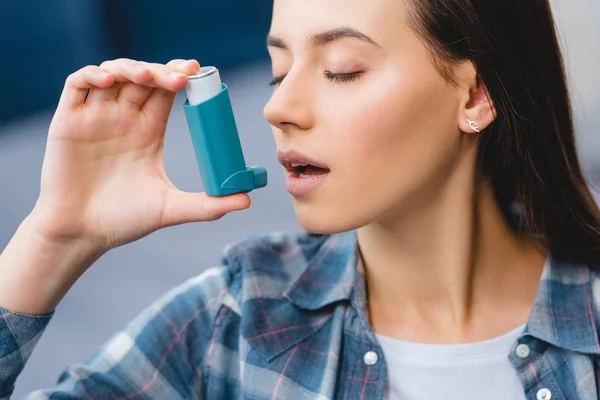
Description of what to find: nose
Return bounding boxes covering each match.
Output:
[263,69,314,132]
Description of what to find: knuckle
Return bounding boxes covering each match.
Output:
[82,65,99,73]
[135,61,153,71]
[114,57,135,64]
[87,65,102,73]
[145,62,165,71]
[65,71,79,84]
[99,60,114,69]
[100,58,135,70]
[66,65,96,84]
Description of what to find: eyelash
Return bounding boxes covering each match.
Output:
[268,71,363,86]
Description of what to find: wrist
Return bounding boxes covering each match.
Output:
[26,203,106,248]
[0,213,106,314]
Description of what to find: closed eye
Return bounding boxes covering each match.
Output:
[268,71,363,86]
[323,71,363,83]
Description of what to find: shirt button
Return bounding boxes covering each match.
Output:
[363,351,379,366]
[515,344,530,358]
[537,388,552,400]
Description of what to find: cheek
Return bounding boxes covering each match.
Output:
[323,73,461,214]
[341,78,455,166]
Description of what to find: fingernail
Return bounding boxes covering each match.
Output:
[98,70,111,78]
[134,64,148,73]
[169,71,185,80]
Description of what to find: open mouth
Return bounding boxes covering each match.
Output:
[277,150,331,178]
[285,163,331,178]
[277,150,331,195]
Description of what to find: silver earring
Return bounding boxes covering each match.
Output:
[466,119,481,133]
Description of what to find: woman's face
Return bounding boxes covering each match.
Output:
[264,0,470,233]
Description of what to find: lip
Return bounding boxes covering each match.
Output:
[276,149,330,171]
[277,149,331,196]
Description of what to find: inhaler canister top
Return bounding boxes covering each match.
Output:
[185,66,222,106]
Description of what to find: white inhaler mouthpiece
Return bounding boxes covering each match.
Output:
[185,66,222,106]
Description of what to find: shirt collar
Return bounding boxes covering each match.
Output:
[283,230,358,310]
[524,255,600,355]
[289,233,600,356]
[238,229,600,362]
[238,231,359,362]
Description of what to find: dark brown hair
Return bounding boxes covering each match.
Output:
[406,0,600,264]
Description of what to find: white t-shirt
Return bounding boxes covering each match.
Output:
[376,324,527,400]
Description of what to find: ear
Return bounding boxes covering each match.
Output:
[457,62,496,134]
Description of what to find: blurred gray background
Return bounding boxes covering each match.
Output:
[0,0,597,397]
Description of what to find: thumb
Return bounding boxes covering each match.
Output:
[161,188,251,227]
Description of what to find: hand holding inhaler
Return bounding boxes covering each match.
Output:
[0,59,265,314]
[29,59,257,254]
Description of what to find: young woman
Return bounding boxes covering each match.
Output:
[1,0,599,398]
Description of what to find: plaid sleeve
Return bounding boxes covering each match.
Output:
[0,307,53,399]
[23,266,233,399]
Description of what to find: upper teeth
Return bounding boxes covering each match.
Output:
[291,163,309,167]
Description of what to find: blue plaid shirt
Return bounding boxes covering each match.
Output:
[1,230,599,399]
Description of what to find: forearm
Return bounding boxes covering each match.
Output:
[0,212,104,315]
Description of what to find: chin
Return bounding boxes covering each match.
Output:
[292,199,371,235]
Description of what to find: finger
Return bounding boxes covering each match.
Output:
[117,62,179,109]
[100,58,154,85]
[99,58,197,89]
[161,190,251,227]
[93,59,184,108]
[166,59,188,69]
[58,65,115,110]
[86,82,122,103]
[117,82,155,108]
[85,59,153,105]
[166,59,201,75]
[116,61,192,113]
[139,63,181,118]
[86,59,150,104]
[142,60,200,117]
[139,62,189,92]
[140,87,177,121]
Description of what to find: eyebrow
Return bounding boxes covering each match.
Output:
[266,27,382,50]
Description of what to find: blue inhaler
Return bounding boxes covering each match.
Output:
[183,66,267,196]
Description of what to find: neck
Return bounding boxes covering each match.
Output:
[357,150,546,344]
